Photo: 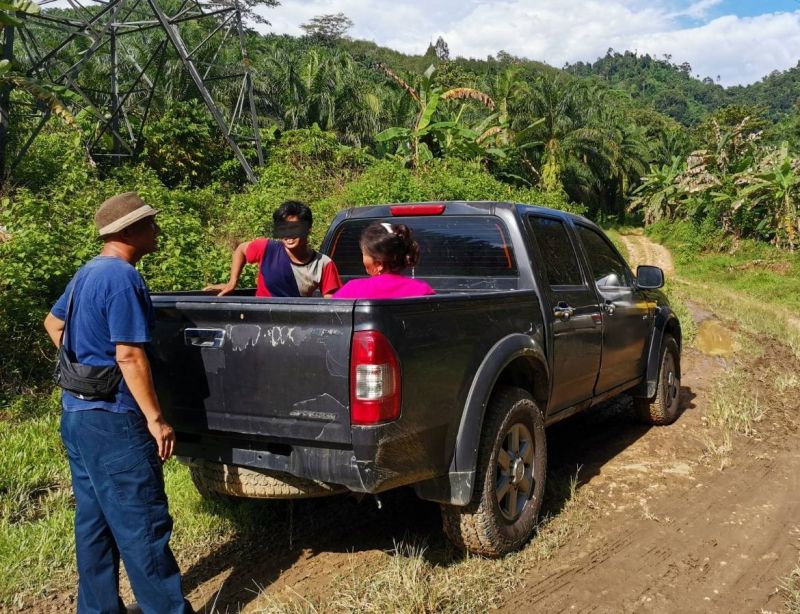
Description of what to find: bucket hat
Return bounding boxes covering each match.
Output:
[94,192,159,236]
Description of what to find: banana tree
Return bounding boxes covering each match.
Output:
[375,63,495,168]
[628,156,686,224]
[735,142,800,249]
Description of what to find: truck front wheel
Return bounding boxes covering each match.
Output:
[635,335,681,426]
[441,386,547,558]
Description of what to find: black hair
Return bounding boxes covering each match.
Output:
[360,222,420,273]
[273,200,313,226]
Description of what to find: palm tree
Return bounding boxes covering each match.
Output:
[255,47,380,146]
[525,76,616,196]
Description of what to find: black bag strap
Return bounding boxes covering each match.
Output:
[59,268,82,350]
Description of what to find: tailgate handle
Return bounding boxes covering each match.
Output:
[184,328,225,349]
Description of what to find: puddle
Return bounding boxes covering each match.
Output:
[695,319,737,356]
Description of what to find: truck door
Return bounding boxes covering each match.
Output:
[526,215,602,412]
[573,224,650,394]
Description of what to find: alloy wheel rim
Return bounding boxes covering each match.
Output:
[664,353,679,410]
[496,422,535,521]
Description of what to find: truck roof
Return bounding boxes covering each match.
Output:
[338,201,593,227]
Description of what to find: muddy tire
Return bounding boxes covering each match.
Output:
[635,336,681,426]
[189,460,345,500]
[441,386,547,558]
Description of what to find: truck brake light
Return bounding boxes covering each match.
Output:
[389,204,445,216]
[350,330,401,425]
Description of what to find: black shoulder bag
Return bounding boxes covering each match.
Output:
[53,278,123,401]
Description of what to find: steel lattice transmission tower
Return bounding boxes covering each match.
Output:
[1,0,265,182]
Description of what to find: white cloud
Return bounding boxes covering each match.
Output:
[631,12,800,85]
[256,1,800,85]
[672,0,724,20]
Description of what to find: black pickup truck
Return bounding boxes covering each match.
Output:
[149,201,681,557]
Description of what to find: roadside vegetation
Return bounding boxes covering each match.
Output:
[1,5,799,611]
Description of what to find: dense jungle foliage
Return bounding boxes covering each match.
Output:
[1,6,799,394]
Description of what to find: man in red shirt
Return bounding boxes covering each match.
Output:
[206,201,341,298]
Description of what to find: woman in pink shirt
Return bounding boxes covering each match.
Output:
[334,222,435,299]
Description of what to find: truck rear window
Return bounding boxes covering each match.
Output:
[328,216,518,277]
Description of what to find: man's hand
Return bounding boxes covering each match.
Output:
[116,342,175,461]
[202,282,236,296]
[147,415,176,461]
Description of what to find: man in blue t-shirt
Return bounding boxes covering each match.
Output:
[44,192,193,614]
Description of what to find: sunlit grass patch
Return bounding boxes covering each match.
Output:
[254,466,590,614]
[0,392,74,607]
[707,368,763,438]
[661,279,697,347]
[700,431,733,471]
[781,560,800,614]
[774,372,800,393]
[648,220,800,356]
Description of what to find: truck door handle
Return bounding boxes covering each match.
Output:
[184,328,225,349]
[603,300,616,316]
[553,302,576,320]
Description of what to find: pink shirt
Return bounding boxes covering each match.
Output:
[334,273,436,299]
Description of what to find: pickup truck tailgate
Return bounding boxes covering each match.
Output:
[149,296,354,445]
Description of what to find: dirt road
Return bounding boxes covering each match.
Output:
[502,343,800,613]
[619,231,676,275]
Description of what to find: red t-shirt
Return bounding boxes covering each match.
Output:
[244,238,341,297]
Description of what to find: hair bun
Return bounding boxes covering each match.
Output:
[360,222,420,272]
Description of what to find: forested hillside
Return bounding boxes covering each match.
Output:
[566,49,800,126]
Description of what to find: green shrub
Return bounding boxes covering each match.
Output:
[0,163,230,391]
[143,100,231,188]
[323,158,585,215]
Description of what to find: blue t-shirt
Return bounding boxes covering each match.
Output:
[51,256,154,413]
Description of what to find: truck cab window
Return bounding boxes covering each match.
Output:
[329,216,518,277]
[575,225,632,288]
[527,216,584,287]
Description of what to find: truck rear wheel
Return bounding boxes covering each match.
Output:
[441,386,547,558]
[188,460,345,500]
[635,336,681,426]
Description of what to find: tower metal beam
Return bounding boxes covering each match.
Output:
[2,0,265,182]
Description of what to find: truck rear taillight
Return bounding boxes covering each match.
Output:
[389,204,445,216]
[350,330,401,425]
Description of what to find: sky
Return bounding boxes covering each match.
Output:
[254,0,800,86]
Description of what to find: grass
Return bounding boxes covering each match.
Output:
[782,560,800,614]
[0,390,276,607]
[252,466,589,614]
[707,367,764,438]
[0,391,74,608]
[648,221,800,350]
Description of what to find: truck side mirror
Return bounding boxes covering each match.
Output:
[636,265,664,289]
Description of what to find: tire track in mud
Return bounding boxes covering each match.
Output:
[505,446,800,612]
